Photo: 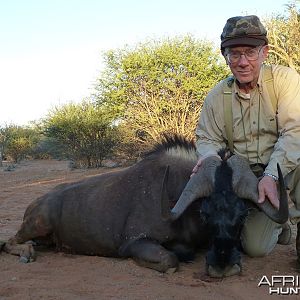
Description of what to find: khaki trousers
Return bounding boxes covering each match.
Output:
[241,165,300,257]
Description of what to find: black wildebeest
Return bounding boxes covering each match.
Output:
[2,135,288,277]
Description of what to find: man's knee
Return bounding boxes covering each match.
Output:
[241,210,282,257]
[285,165,300,208]
[242,240,270,257]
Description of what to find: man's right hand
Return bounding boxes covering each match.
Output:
[258,175,279,209]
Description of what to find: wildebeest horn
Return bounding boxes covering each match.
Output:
[169,156,222,220]
[227,155,288,224]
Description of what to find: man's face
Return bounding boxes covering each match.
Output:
[224,45,269,86]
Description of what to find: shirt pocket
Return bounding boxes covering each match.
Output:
[260,113,278,136]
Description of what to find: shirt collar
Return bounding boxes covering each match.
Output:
[232,64,264,99]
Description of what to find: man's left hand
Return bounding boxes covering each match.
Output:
[258,175,279,209]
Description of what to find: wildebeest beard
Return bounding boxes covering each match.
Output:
[200,160,249,274]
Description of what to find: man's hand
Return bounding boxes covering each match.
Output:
[191,159,203,176]
[191,155,221,177]
[258,175,279,209]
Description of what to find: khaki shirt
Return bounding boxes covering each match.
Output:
[195,64,300,178]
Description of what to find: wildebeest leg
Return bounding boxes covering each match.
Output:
[164,242,196,262]
[3,238,36,263]
[119,238,179,273]
[3,214,53,263]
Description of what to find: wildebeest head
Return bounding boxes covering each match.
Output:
[199,158,248,277]
[162,151,288,277]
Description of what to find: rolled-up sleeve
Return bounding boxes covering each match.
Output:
[265,67,300,177]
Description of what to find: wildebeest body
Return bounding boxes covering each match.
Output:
[12,146,201,262]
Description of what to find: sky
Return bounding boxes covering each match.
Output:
[0,0,291,126]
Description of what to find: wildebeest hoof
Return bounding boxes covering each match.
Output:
[19,256,30,263]
[207,263,241,278]
[19,253,36,263]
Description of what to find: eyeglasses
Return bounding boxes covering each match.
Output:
[226,47,263,64]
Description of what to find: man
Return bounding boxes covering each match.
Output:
[194,15,300,257]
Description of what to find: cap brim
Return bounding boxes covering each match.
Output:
[222,37,266,48]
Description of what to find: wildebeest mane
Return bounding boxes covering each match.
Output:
[144,134,196,158]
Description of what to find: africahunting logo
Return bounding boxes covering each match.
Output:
[258,275,300,295]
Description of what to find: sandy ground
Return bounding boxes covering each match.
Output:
[0,159,300,300]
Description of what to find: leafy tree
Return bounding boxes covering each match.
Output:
[31,135,69,159]
[0,125,11,166]
[95,35,230,145]
[264,1,300,72]
[43,101,120,167]
[4,125,40,163]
